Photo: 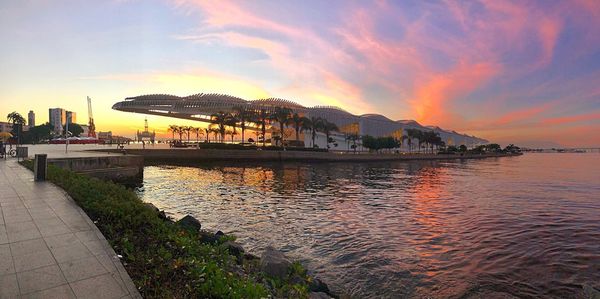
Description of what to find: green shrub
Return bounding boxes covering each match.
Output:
[20,160,267,298]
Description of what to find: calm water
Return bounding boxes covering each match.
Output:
[139,153,600,298]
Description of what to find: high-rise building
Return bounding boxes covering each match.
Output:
[49,108,66,133]
[66,111,76,124]
[28,110,35,127]
[49,108,77,133]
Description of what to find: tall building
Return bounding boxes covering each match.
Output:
[66,111,77,124]
[49,108,77,133]
[28,110,35,127]
[49,108,66,133]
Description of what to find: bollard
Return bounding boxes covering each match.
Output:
[34,154,47,181]
[16,146,28,161]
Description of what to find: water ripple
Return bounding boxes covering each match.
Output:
[140,154,600,298]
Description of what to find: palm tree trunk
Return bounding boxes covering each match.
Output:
[241,126,245,144]
[280,123,285,148]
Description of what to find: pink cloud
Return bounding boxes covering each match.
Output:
[166,0,598,146]
[541,112,600,126]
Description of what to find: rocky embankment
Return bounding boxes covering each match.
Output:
[148,204,338,299]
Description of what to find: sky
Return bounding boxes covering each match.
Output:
[1,0,599,148]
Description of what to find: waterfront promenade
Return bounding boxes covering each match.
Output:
[0,159,140,298]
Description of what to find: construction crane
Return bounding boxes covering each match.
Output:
[87,96,96,138]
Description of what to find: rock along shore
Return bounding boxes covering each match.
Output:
[147,206,340,298]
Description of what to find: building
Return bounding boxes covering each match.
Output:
[0,122,29,136]
[112,93,488,150]
[66,111,77,124]
[49,108,77,133]
[0,122,12,133]
[28,110,35,127]
[49,108,66,133]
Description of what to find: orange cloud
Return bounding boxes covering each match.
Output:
[411,61,500,126]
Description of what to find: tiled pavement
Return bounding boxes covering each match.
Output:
[0,159,141,299]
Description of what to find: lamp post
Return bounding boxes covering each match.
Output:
[65,114,70,154]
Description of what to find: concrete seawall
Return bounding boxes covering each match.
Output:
[92,148,520,163]
[48,155,144,185]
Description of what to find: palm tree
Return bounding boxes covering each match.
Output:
[176,126,185,142]
[7,112,25,125]
[7,112,25,144]
[233,107,254,144]
[400,135,409,152]
[225,114,239,143]
[167,125,178,141]
[203,127,210,143]
[191,127,203,144]
[226,129,238,143]
[290,113,309,144]
[256,109,270,146]
[182,126,192,143]
[406,129,422,153]
[302,117,323,148]
[345,133,360,152]
[209,125,220,142]
[269,107,293,147]
[210,111,230,142]
[319,119,339,149]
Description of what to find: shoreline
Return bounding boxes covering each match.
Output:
[18,160,340,298]
[92,147,521,163]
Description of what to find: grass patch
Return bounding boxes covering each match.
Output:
[20,160,276,298]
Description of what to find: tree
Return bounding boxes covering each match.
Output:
[225,114,239,143]
[319,119,339,149]
[345,133,360,153]
[7,112,26,144]
[447,145,458,153]
[210,112,230,142]
[182,126,192,143]
[175,126,184,141]
[209,126,220,142]
[256,109,270,146]
[290,113,309,143]
[226,129,238,143]
[362,135,378,152]
[269,107,293,147]
[302,117,323,148]
[233,107,254,144]
[406,128,420,153]
[421,131,441,153]
[203,127,210,143]
[505,144,521,153]
[459,144,468,152]
[168,125,178,140]
[191,127,203,144]
[24,123,53,144]
[487,143,501,152]
[7,111,25,126]
[65,123,84,137]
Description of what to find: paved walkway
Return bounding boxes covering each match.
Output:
[0,159,140,299]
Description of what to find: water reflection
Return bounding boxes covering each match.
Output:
[141,154,600,298]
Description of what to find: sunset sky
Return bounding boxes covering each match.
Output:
[1,0,599,147]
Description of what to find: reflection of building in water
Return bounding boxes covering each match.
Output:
[113,93,488,150]
[136,118,156,143]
